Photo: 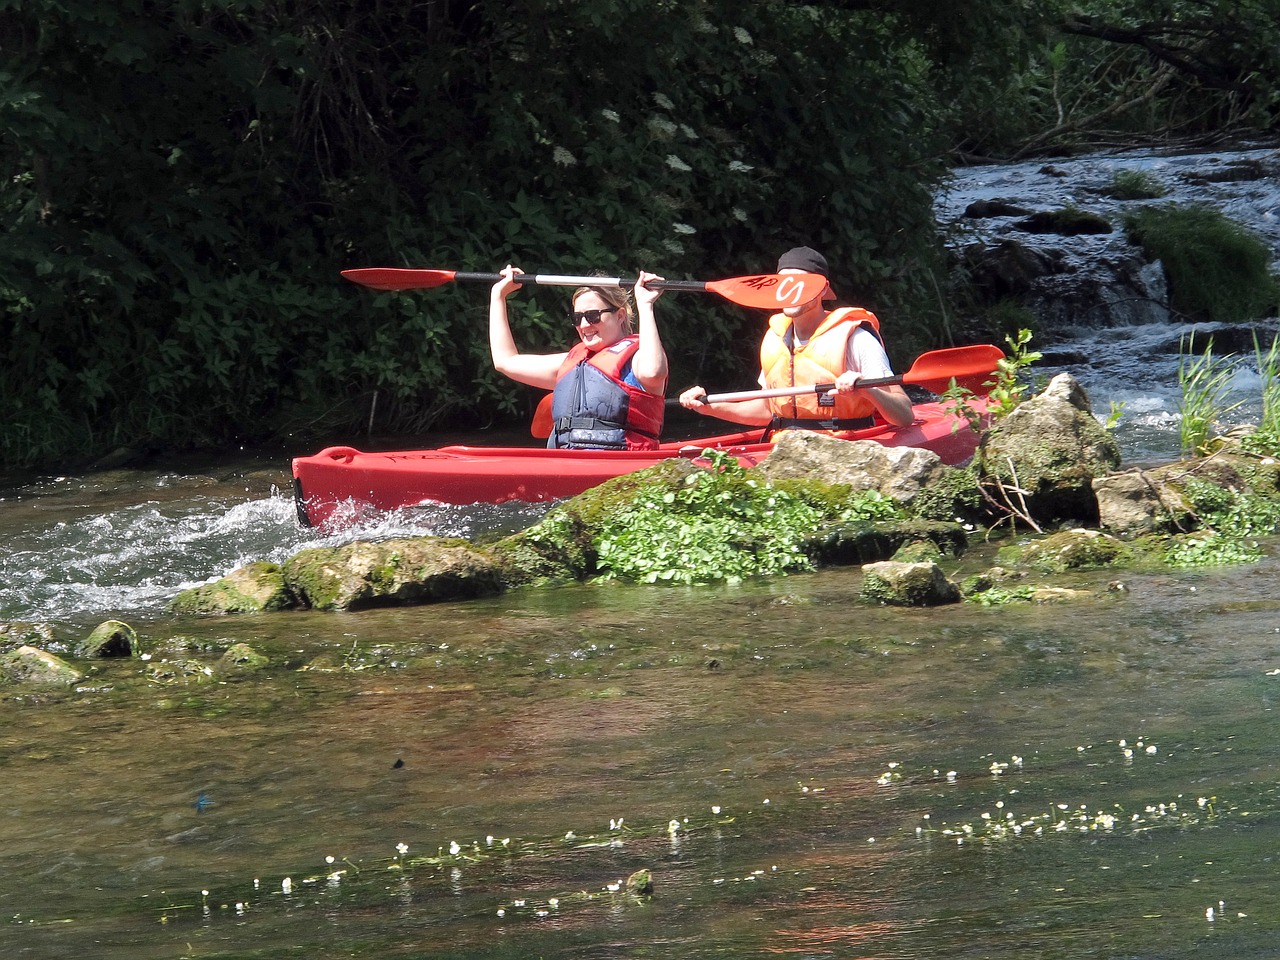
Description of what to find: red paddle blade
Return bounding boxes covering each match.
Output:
[704,272,828,310]
[341,268,458,291]
[531,394,554,439]
[902,344,1005,394]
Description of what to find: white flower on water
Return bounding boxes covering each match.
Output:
[449,841,461,855]
[653,92,675,110]
[600,108,620,123]
[728,160,754,173]
[665,154,692,172]
[667,819,681,834]
[552,146,577,167]
[672,222,696,235]
[711,805,722,814]
[281,877,292,893]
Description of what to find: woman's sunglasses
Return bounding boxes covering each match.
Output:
[570,307,619,326]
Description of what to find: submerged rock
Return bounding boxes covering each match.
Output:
[997,528,1133,572]
[215,642,270,677]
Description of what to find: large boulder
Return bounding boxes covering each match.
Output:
[757,431,947,507]
[283,538,501,611]
[979,374,1122,524]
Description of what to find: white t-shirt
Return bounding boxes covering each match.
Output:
[759,326,894,386]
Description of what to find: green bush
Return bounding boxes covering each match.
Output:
[1123,205,1280,323]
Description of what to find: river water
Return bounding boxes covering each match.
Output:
[7,145,1280,958]
[6,396,1280,958]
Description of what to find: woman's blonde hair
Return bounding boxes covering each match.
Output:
[572,283,634,333]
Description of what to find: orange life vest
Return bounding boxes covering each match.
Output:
[549,336,665,450]
[759,307,883,421]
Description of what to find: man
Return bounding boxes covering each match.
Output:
[678,246,914,430]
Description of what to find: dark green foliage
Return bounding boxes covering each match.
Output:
[1123,205,1280,323]
[1,0,968,468]
[1106,170,1168,201]
[4,0,1279,468]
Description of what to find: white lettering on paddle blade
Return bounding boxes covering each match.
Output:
[776,276,808,305]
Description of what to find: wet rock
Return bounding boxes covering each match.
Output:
[0,621,56,653]
[807,520,968,566]
[964,199,1033,219]
[0,645,83,686]
[1014,209,1113,236]
[77,620,139,658]
[979,374,1122,524]
[214,642,269,677]
[957,239,1062,301]
[758,431,946,507]
[283,538,502,611]
[1093,468,1196,537]
[169,561,292,615]
[997,528,1133,572]
[626,868,654,896]
[859,560,961,606]
[891,539,946,563]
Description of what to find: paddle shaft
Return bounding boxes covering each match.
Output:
[696,377,900,405]
[453,271,709,293]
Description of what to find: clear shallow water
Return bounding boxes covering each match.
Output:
[3,339,1280,957]
[4,562,1280,958]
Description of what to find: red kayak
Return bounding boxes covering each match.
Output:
[291,397,988,529]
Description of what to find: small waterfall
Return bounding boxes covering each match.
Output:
[936,143,1280,461]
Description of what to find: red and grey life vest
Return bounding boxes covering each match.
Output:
[549,336,665,450]
[759,307,883,425]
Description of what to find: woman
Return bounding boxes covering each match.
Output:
[489,265,669,450]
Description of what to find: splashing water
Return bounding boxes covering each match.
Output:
[0,470,551,625]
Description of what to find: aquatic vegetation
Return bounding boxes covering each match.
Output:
[1176,336,1242,455]
[1161,476,1280,567]
[593,450,894,585]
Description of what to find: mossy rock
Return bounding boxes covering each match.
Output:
[0,646,83,686]
[860,561,961,606]
[997,528,1133,572]
[908,464,986,523]
[169,561,292,615]
[76,619,139,658]
[214,642,270,677]
[283,538,501,611]
[807,520,967,567]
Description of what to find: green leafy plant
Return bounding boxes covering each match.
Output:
[1176,336,1243,455]
[591,450,896,585]
[942,327,1041,430]
[1162,477,1280,568]
[1105,399,1126,431]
